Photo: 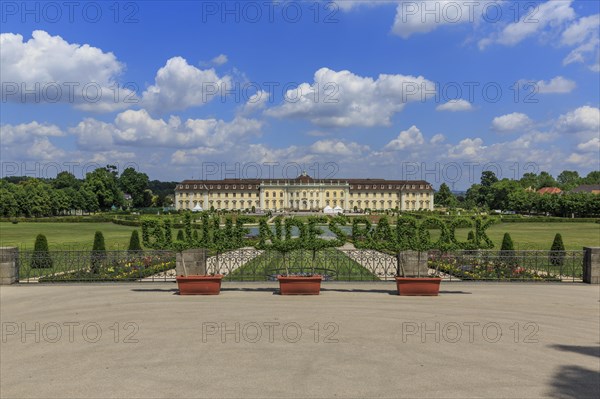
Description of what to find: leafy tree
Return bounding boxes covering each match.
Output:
[435,183,457,207]
[536,171,557,189]
[481,171,498,187]
[549,233,565,267]
[31,234,53,269]
[557,170,581,191]
[91,231,107,274]
[489,179,521,210]
[84,167,124,210]
[519,172,538,189]
[581,171,600,185]
[0,187,18,217]
[52,171,80,190]
[119,168,150,207]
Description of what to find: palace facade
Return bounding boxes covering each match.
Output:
[175,172,434,212]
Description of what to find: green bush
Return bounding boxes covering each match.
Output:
[467,231,475,241]
[500,233,514,251]
[31,234,53,269]
[128,230,142,252]
[91,231,106,274]
[500,233,516,265]
[176,229,184,241]
[550,233,566,266]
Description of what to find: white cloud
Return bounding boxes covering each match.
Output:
[238,90,270,116]
[66,109,262,153]
[561,13,600,67]
[211,54,228,66]
[0,30,135,112]
[392,1,495,39]
[384,125,425,150]
[69,118,118,150]
[491,112,533,132]
[577,137,600,152]
[430,134,445,144]
[447,138,485,160]
[561,13,600,46]
[310,140,368,156]
[555,106,600,136]
[534,76,576,94]
[565,152,599,167]
[266,67,434,127]
[436,99,473,112]
[141,56,231,114]
[27,138,65,161]
[479,0,576,49]
[0,121,64,145]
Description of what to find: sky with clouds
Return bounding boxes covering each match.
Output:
[1,0,599,189]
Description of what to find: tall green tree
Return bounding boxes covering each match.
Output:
[84,167,124,210]
[557,170,581,191]
[119,167,150,207]
[435,183,457,207]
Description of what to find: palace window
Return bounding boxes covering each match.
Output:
[280,192,283,197]
[266,192,269,197]
[185,185,189,189]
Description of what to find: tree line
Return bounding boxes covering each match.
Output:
[435,170,600,217]
[0,166,176,217]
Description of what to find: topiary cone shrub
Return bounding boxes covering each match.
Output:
[31,234,53,269]
[500,232,516,266]
[176,229,185,241]
[128,230,142,255]
[549,233,566,266]
[91,231,107,274]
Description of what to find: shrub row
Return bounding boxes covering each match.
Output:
[1,215,114,223]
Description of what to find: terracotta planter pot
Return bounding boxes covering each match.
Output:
[176,275,223,295]
[277,275,322,295]
[395,277,441,296]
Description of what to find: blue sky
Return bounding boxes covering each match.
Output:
[1,0,599,189]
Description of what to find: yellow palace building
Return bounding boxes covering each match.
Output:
[175,172,434,212]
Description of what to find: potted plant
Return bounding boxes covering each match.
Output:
[175,247,223,295]
[354,216,449,296]
[257,216,346,295]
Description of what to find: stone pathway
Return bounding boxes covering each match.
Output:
[338,243,459,281]
[139,247,264,281]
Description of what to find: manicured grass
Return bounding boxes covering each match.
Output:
[0,222,138,250]
[227,248,379,281]
[455,222,600,250]
[1,221,598,251]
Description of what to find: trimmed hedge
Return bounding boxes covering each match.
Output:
[0,215,114,223]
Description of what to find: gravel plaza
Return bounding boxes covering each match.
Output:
[1,282,599,399]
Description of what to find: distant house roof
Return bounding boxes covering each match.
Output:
[571,184,600,194]
[537,187,562,194]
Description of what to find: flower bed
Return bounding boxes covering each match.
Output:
[429,256,560,281]
[38,255,175,282]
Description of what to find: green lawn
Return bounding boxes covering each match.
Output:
[0,222,138,250]
[455,222,600,250]
[1,221,598,251]
[227,248,379,281]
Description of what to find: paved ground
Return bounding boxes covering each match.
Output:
[1,282,599,399]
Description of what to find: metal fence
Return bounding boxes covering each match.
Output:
[17,248,584,283]
[18,250,176,282]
